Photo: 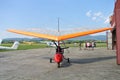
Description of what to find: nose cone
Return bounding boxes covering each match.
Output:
[54,53,63,63]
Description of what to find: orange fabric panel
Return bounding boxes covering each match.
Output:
[7,27,112,41]
[57,27,112,41]
[7,29,58,41]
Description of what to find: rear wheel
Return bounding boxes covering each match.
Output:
[50,58,52,63]
[67,58,70,63]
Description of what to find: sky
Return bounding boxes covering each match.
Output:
[0,0,115,39]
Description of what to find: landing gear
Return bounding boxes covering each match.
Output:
[57,58,70,68]
[64,57,70,63]
[67,58,70,63]
[50,58,52,63]
[57,63,60,68]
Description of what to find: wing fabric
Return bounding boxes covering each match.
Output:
[8,29,58,41]
[58,27,112,41]
[7,27,112,41]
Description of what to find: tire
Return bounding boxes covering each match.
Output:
[67,58,70,63]
[57,63,60,68]
[50,58,52,63]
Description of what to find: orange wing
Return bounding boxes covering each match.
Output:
[7,27,112,41]
[58,27,112,41]
[8,29,58,41]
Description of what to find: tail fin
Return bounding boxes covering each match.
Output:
[11,41,20,49]
[0,39,2,44]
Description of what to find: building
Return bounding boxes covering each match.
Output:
[110,0,120,64]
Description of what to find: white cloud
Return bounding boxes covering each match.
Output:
[86,10,104,21]
[104,17,109,24]
[86,10,92,17]
[86,10,111,24]
[94,12,102,17]
[93,12,104,21]
[104,13,113,24]
[92,17,97,20]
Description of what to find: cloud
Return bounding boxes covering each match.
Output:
[104,13,113,24]
[94,12,102,17]
[86,10,111,24]
[86,10,92,17]
[92,17,97,20]
[86,10,104,21]
[104,17,109,24]
[92,12,104,21]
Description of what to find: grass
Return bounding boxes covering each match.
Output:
[0,42,107,52]
[0,43,47,52]
[17,43,47,50]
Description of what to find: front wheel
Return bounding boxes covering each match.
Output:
[57,63,60,68]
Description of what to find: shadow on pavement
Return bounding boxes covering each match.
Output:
[70,56,116,64]
[42,56,116,68]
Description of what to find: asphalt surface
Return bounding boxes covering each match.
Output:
[0,48,120,80]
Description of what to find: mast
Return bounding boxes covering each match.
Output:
[57,18,60,46]
[58,17,60,33]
